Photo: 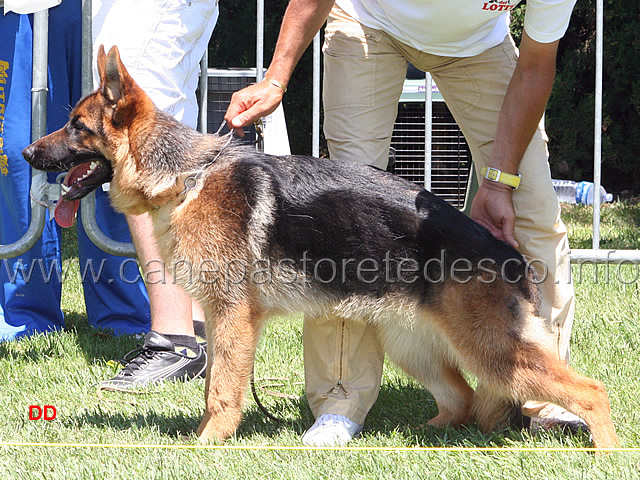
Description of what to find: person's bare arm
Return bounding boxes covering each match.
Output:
[224,0,335,134]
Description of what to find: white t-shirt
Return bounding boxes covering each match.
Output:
[334,0,577,57]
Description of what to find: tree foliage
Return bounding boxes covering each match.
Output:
[521,1,640,193]
[211,1,640,193]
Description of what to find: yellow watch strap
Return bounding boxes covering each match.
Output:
[264,77,287,93]
[480,166,521,190]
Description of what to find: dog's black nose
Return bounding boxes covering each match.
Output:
[22,144,35,162]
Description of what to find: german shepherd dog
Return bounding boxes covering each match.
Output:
[23,46,619,449]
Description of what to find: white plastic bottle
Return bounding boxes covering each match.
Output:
[552,179,613,205]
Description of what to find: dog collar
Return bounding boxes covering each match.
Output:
[145,174,201,213]
[179,172,202,197]
[151,128,235,211]
[178,128,235,198]
[481,166,521,190]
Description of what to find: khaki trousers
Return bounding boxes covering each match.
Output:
[304,6,575,425]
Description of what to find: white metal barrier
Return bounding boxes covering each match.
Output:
[0,10,48,259]
[576,0,639,264]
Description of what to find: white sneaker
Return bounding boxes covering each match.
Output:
[529,409,590,436]
[301,414,363,446]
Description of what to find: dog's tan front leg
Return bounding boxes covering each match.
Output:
[197,301,263,442]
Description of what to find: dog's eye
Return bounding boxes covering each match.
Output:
[70,116,90,133]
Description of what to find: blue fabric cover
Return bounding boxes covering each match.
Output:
[0,0,150,340]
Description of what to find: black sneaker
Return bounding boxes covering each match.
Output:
[99,331,207,391]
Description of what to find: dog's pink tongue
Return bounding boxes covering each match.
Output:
[54,199,80,228]
[53,163,89,228]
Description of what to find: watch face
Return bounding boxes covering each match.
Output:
[487,168,499,181]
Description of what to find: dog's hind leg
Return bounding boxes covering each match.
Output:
[472,351,619,450]
[483,350,619,451]
[422,362,474,428]
[472,384,526,433]
[468,317,619,449]
[197,300,265,442]
[432,282,619,450]
[377,320,474,428]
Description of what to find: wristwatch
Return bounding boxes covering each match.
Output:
[480,166,521,190]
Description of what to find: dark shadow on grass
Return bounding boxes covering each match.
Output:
[63,311,143,364]
[68,395,312,440]
[0,320,102,364]
[0,315,140,380]
[237,398,313,438]
[365,382,579,448]
[73,329,141,364]
[68,410,203,438]
[63,379,588,448]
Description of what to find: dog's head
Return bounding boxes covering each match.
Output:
[22,45,156,225]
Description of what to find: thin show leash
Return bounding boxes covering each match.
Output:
[99,120,294,423]
[208,120,295,423]
[179,121,235,197]
[251,369,289,423]
[148,120,289,422]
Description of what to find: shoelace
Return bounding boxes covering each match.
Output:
[315,414,355,429]
[118,344,194,377]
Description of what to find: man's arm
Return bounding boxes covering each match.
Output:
[224,0,335,134]
[470,31,559,248]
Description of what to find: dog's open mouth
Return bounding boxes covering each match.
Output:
[54,158,113,227]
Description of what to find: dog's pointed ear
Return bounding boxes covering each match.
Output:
[97,45,140,124]
[101,45,127,104]
[97,44,107,83]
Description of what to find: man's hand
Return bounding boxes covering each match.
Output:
[223,0,334,136]
[224,79,285,137]
[470,181,519,249]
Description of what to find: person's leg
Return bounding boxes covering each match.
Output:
[93,0,217,388]
[125,212,202,338]
[423,36,577,427]
[76,188,151,336]
[42,0,153,337]
[425,36,574,363]
[97,211,206,391]
[0,90,64,337]
[301,5,407,446]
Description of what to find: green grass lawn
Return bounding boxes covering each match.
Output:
[1,202,639,479]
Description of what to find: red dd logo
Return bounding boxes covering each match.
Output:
[28,405,57,420]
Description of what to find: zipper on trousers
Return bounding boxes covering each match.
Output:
[325,318,349,397]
